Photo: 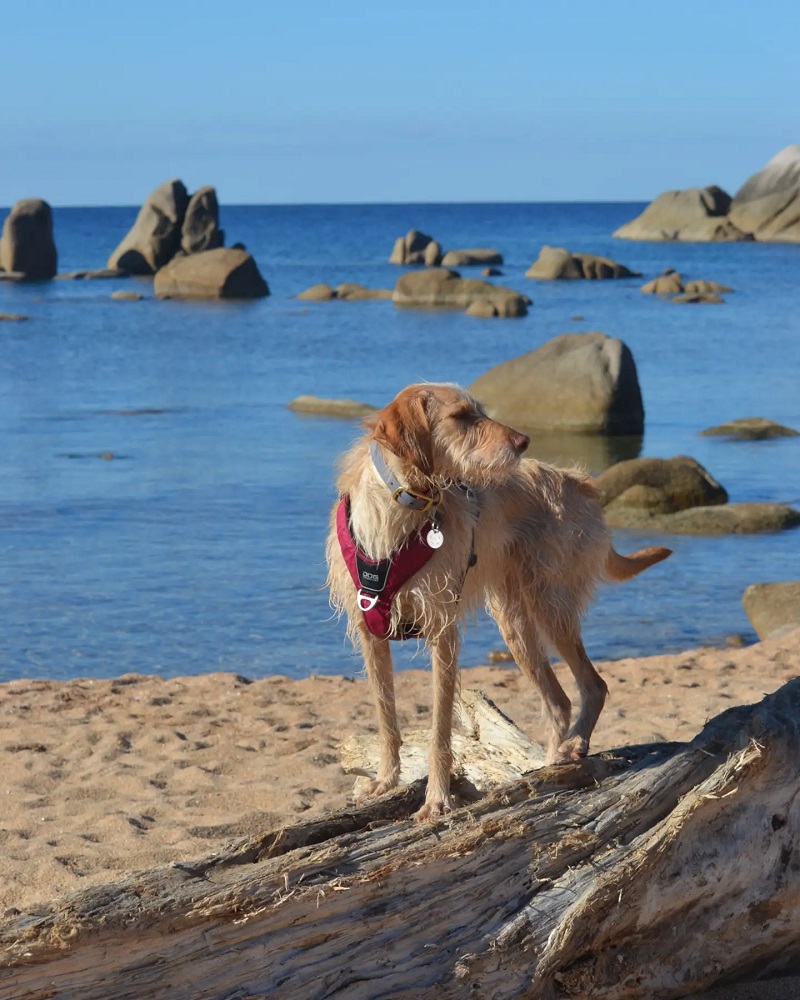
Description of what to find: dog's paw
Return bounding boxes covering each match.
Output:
[413,798,452,823]
[356,777,399,802]
[553,735,589,762]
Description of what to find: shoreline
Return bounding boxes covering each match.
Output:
[1,629,798,917]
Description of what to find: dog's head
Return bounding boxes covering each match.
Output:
[368,383,529,487]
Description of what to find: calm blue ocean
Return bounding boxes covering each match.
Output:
[0,202,798,683]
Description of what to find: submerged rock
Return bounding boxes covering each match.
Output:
[288,396,377,418]
[604,502,800,534]
[700,417,799,440]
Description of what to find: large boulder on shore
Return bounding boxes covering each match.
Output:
[525,246,640,280]
[742,582,800,639]
[392,268,529,317]
[181,186,223,254]
[613,186,752,242]
[108,179,190,274]
[594,456,728,514]
[0,198,57,280]
[154,248,269,300]
[729,146,800,242]
[469,332,643,434]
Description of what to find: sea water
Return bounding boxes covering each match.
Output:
[0,202,798,681]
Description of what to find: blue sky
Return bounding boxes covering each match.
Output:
[2,0,798,206]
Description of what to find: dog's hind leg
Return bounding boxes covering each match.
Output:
[358,631,402,798]
[491,595,572,764]
[545,626,608,761]
[415,625,460,822]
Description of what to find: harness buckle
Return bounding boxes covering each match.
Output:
[391,486,441,512]
[357,590,380,612]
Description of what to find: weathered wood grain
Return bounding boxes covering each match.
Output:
[3,681,800,1000]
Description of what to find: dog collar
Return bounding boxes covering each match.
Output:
[369,441,441,512]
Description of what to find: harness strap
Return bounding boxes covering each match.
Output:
[336,497,438,640]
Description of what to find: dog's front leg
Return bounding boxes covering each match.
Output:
[415,626,460,823]
[358,630,402,798]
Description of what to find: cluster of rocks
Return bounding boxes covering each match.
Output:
[0,199,57,281]
[614,145,800,242]
[109,179,268,300]
[392,269,529,318]
[296,268,531,318]
[641,269,732,304]
[297,283,393,302]
[525,246,640,280]
[594,456,799,534]
[389,229,503,268]
[0,181,269,299]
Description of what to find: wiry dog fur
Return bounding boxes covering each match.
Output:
[326,383,671,821]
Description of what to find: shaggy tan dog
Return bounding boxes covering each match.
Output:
[326,383,671,821]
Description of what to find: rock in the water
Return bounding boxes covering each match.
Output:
[742,582,800,639]
[700,417,800,440]
[482,267,503,277]
[604,502,800,534]
[154,248,269,300]
[297,284,337,301]
[335,283,393,301]
[181,186,224,254]
[390,229,441,266]
[0,312,28,321]
[671,291,724,304]
[288,396,377,418]
[614,186,752,242]
[56,268,127,280]
[595,456,728,513]
[525,246,640,280]
[0,198,57,280]
[441,248,503,267]
[111,291,143,301]
[683,279,732,295]
[108,179,189,274]
[641,270,684,295]
[729,146,800,242]
[469,332,644,434]
[392,269,529,317]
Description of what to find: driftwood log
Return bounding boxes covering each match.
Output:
[3,680,800,1000]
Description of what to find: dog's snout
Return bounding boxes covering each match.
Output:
[511,431,530,454]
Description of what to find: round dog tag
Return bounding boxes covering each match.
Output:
[426,526,444,549]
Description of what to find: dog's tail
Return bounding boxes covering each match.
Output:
[606,545,673,582]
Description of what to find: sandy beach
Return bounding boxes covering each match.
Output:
[2,629,800,997]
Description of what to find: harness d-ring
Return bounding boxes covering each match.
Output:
[357,590,380,612]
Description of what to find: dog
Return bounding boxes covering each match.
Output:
[326,382,671,822]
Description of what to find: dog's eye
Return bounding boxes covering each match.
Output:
[452,408,477,423]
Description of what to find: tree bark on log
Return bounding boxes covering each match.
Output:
[3,680,800,1000]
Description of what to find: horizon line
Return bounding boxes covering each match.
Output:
[3,197,652,211]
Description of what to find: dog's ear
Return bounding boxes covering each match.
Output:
[372,389,434,476]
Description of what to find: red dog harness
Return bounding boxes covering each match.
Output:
[336,496,438,640]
